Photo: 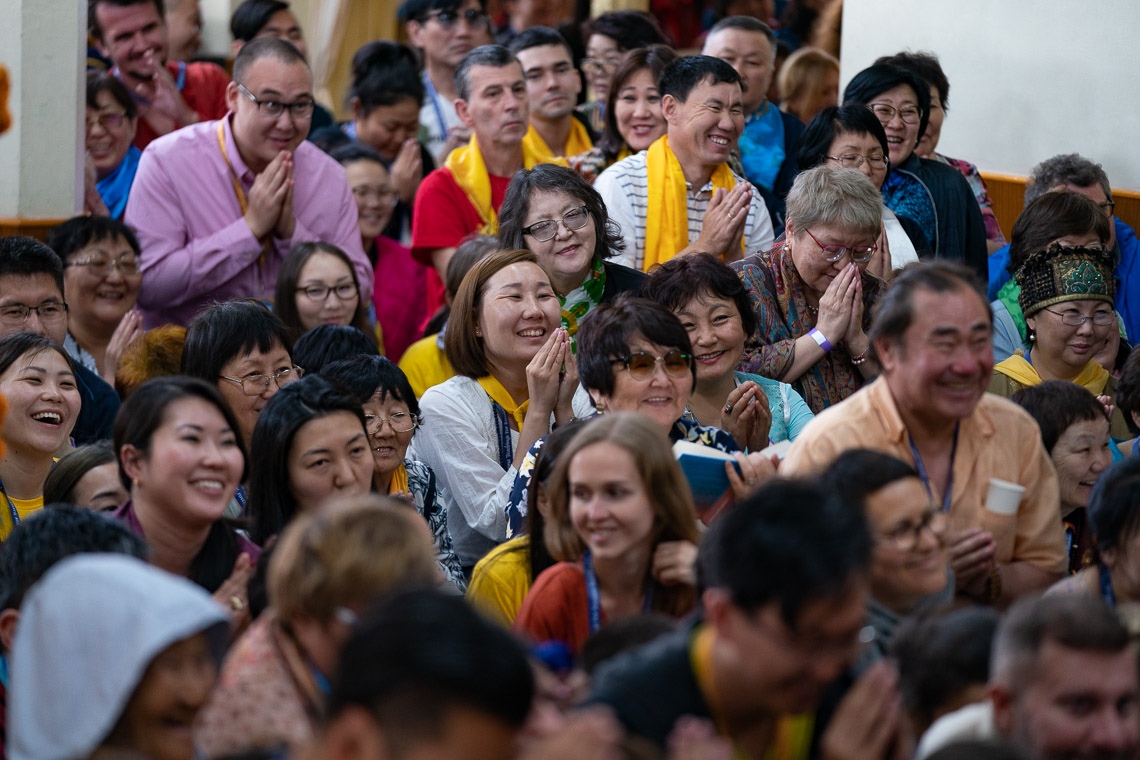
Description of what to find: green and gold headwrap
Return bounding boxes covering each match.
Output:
[1016,242,1116,317]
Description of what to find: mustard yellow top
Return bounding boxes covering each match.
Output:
[466,535,532,628]
[398,334,455,398]
[0,494,44,541]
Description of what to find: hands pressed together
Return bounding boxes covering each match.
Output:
[245,150,296,241]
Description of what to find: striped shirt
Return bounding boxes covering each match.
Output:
[594,150,775,271]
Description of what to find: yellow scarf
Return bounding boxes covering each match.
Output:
[387,464,409,495]
[690,626,813,760]
[643,135,741,272]
[445,133,567,234]
[477,375,529,429]
[994,351,1110,395]
[522,120,594,162]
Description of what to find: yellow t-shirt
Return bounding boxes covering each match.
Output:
[398,333,455,398]
[466,535,532,628]
[0,494,44,541]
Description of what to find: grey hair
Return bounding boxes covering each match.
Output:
[785,165,883,238]
[454,44,519,102]
[1025,153,1113,207]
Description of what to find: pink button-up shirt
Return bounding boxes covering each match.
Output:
[125,116,372,327]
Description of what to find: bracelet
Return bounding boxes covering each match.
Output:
[983,565,1003,605]
[807,328,832,353]
[850,349,868,366]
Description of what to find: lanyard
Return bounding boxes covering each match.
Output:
[0,475,22,531]
[422,71,449,145]
[907,423,958,512]
[582,549,653,634]
[1100,562,1117,607]
[215,121,270,265]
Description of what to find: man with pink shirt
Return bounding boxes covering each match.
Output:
[125,38,371,327]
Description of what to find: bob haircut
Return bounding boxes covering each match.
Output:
[797,104,890,173]
[320,354,421,420]
[784,164,882,239]
[543,413,699,616]
[268,496,439,626]
[778,46,839,115]
[246,374,369,544]
[42,441,118,508]
[273,242,372,345]
[444,248,537,378]
[348,41,424,113]
[86,70,138,120]
[841,62,932,152]
[582,11,668,51]
[599,45,676,159]
[641,253,758,338]
[498,164,625,266]
[1007,192,1112,272]
[112,377,250,592]
[1011,380,1109,455]
[181,298,293,385]
[46,215,141,263]
[0,332,77,380]
[576,294,696,400]
[230,0,291,41]
[292,325,379,375]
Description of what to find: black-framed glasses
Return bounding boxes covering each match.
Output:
[66,253,140,277]
[611,350,692,380]
[804,229,877,263]
[522,206,590,242]
[235,82,315,120]
[1042,307,1117,327]
[867,103,922,125]
[86,111,128,131]
[422,8,487,28]
[826,153,888,170]
[0,301,68,325]
[219,366,304,396]
[877,506,948,552]
[364,411,418,434]
[296,283,358,302]
[1099,201,1116,218]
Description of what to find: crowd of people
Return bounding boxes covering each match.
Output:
[0,0,1138,758]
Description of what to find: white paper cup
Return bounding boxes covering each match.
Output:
[986,478,1025,516]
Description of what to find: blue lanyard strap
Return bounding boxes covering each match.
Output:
[583,549,654,634]
[422,71,449,143]
[907,423,958,513]
[1100,562,1117,607]
[0,475,21,531]
[490,401,513,472]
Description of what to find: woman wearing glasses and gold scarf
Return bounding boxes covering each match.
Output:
[734,165,884,415]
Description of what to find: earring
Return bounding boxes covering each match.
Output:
[595,399,606,413]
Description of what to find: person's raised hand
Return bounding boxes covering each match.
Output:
[554,346,578,425]
[947,526,996,598]
[667,716,733,760]
[391,138,423,205]
[244,151,289,240]
[867,220,892,281]
[272,153,296,240]
[652,540,698,587]
[694,184,752,258]
[814,262,858,345]
[725,450,778,500]
[212,552,255,636]
[102,310,145,386]
[819,661,905,760]
[139,61,199,135]
[526,327,570,415]
[842,271,868,350]
[720,381,772,452]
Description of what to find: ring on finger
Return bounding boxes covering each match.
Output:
[724,403,733,414]
[229,596,244,612]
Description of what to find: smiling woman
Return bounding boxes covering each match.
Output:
[272,242,373,347]
[0,333,81,538]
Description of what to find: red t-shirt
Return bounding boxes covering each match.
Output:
[412,167,512,313]
[133,61,230,150]
[515,561,595,654]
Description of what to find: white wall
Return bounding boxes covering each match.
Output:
[841,0,1140,190]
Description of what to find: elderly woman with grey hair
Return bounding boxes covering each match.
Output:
[733,165,885,413]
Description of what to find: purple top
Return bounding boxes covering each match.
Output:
[125,115,373,327]
[113,499,263,565]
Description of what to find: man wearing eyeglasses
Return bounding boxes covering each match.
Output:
[783,261,1067,607]
[89,0,230,150]
[595,55,774,273]
[402,0,491,163]
[125,38,371,328]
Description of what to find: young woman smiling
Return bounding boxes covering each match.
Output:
[273,242,373,347]
[0,333,82,538]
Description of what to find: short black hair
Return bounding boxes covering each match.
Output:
[247,374,369,544]
[321,354,421,419]
[86,70,137,119]
[1010,380,1108,455]
[641,253,757,336]
[1007,192,1111,273]
[292,325,379,375]
[876,51,950,113]
[659,55,742,103]
[698,478,871,624]
[89,0,163,41]
[1088,456,1140,555]
[399,0,485,24]
[232,36,309,83]
[328,590,535,730]
[348,41,424,112]
[328,141,387,169]
[582,12,668,50]
[842,62,932,153]
[42,441,119,508]
[1116,347,1140,436]
[0,505,148,612]
[820,449,918,506]
[45,215,140,264]
[0,333,76,379]
[0,236,65,299]
[796,104,889,172]
[508,26,573,59]
[576,294,695,399]
[181,299,293,384]
[498,163,626,266]
[230,0,290,42]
